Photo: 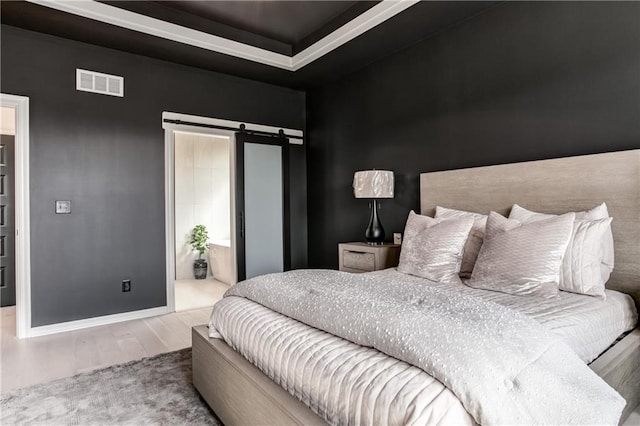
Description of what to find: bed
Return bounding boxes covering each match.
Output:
[192,149,640,425]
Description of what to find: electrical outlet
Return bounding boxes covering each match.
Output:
[122,280,131,292]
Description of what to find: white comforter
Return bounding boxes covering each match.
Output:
[211,296,475,425]
[212,269,626,425]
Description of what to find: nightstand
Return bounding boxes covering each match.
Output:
[338,242,401,273]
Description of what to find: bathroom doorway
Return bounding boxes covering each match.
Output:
[173,131,233,312]
[163,111,303,313]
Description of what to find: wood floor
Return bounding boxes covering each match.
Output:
[0,305,212,393]
[2,303,639,425]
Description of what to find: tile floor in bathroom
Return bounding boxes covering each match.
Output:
[174,277,229,312]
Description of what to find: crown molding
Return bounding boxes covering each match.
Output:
[292,0,418,70]
[28,0,293,69]
[27,0,419,71]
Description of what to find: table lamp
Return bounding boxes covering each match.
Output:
[353,170,394,244]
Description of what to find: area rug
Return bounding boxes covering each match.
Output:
[1,348,222,425]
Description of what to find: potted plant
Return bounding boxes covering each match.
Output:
[190,224,209,279]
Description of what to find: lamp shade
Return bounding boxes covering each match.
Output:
[353,170,394,199]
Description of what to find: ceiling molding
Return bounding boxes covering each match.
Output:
[28,0,293,69]
[291,0,419,70]
[27,0,419,71]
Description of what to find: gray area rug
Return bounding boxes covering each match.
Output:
[1,348,222,425]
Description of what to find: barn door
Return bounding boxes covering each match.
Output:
[235,132,290,281]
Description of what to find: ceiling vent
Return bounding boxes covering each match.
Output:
[76,69,124,97]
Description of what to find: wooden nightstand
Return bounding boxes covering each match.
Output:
[338,242,401,273]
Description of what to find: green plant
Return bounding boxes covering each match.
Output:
[190,224,209,260]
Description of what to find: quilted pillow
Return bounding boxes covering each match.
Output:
[466,212,575,298]
[397,211,474,283]
[435,206,488,278]
[557,218,613,298]
[509,203,614,294]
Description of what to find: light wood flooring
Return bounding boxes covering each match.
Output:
[0,278,230,393]
[0,305,212,393]
[2,303,639,425]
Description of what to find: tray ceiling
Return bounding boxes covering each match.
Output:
[1,0,499,88]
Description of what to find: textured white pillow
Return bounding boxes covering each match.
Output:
[466,212,575,298]
[397,211,474,283]
[509,203,614,290]
[558,218,613,299]
[435,206,488,278]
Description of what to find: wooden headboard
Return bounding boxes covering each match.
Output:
[420,150,640,307]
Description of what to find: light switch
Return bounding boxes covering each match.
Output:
[55,200,71,214]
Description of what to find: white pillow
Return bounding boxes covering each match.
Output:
[435,206,487,278]
[509,203,614,291]
[397,211,474,283]
[466,212,575,298]
[558,218,613,299]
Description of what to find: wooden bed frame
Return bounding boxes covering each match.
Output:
[193,150,640,424]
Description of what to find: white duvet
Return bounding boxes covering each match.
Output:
[211,296,475,425]
[210,269,629,425]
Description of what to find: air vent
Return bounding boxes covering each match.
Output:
[76,69,124,97]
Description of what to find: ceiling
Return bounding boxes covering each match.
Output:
[106,1,377,55]
[0,1,500,89]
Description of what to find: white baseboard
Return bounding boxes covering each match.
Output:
[27,306,170,338]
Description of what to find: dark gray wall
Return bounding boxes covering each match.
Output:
[1,25,306,326]
[306,1,640,268]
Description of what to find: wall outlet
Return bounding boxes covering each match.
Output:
[122,280,131,292]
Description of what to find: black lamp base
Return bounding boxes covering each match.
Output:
[365,199,385,245]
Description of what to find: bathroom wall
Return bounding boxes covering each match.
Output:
[174,132,230,280]
[0,107,16,135]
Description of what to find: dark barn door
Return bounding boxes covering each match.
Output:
[235,132,290,282]
[0,135,15,307]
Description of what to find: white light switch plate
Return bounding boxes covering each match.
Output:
[55,200,71,214]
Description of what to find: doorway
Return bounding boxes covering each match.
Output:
[0,107,16,307]
[0,94,30,338]
[163,112,303,314]
[172,131,233,312]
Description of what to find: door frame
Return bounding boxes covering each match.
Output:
[1,94,30,338]
[162,112,303,312]
[163,123,236,313]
